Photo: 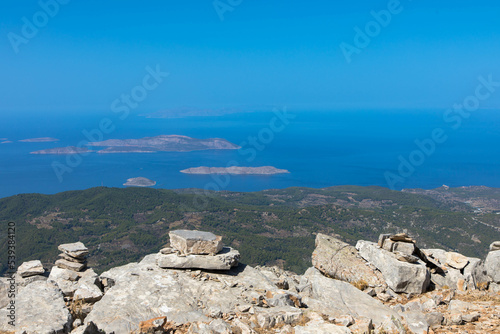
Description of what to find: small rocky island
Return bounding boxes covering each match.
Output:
[20,137,59,143]
[88,135,240,153]
[123,177,156,187]
[30,146,93,155]
[180,166,290,175]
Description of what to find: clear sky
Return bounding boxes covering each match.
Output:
[1,0,499,113]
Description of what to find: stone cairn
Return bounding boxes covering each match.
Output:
[156,230,241,271]
[17,260,45,279]
[55,241,89,272]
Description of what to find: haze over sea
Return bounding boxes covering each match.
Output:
[0,109,499,199]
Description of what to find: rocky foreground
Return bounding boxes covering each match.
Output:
[1,231,499,334]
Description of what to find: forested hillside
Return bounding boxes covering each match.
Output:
[1,186,499,275]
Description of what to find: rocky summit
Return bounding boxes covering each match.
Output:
[1,231,499,334]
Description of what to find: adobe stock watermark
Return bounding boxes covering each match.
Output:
[180,107,295,212]
[6,222,17,328]
[340,0,412,64]
[51,65,169,182]
[385,74,499,190]
[213,0,242,21]
[7,0,71,54]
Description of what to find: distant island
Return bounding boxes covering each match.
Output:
[180,166,290,175]
[1,141,12,144]
[140,107,246,119]
[19,137,59,143]
[123,177,156,187]
[30,146,93,155]
[88,135,240,153]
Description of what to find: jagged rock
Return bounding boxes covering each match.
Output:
[462,312,480,323]
[56,258,87,272]
[425,312,444,329]
[463,258,490,290]
[402,311,429,334]
[169,230,223,256]
[299,267,403,331]
[58,242,89,259]
[15,272,47,287]
[382,239,395,252]
[356,241,430,294]
[490,241,500,251]
[0,280,72,334]
[17,260,45,277]
[485,250,500,283]
[312,233,384,287]
[254,306,303,328]
[85,254,281,333]
[157,247,240,270]
[59,252,86,263]
[294,319,351,334]
[430,266,465,290]
[50,266,80,282]
[394,252,420,263]
[445,252,469,270]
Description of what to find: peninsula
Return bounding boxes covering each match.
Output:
[180,166,290,175]
[88,135,240,153]
[123,177,156,187]
[30,146,93,155]
[19,137,59,143]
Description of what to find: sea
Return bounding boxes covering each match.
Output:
[0,109,499,199]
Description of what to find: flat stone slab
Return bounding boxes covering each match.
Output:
[58,252,86,263]
[55,259,87,272]
[18,260,45,277]
[445,252,469,270]
[157,247,240,270]
[58,241,89,259]
[169,230,223,256]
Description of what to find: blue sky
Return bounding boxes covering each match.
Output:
[1,0,500,113]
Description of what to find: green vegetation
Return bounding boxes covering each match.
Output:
[1,186,499,275]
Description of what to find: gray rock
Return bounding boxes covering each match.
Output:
[356,241,430,294]
[17,260,45,277]
[462,312,480,323]
[58,241,89,259]
[490,241,500,251]
[378,234,391,247]
[425,312,444,329]
[445,252,469,270]
[299,267,403,331]
[255,306,303,328]
[84,254,278,333]
[393,242,415,256]
[169,230,223,256]
[74,283,103,303]
[430,266,465,290]
[382,239,395,252]
[294,320,351,334]
[485,250,500,283]
[389,233,415,243]
[312,233,384,287]
[402,311,429,334]
[56,258,87,272]
[49,266,80,282]
[0,281,72,334]
[157,247,240,270]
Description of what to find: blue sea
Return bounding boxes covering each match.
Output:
[1,109,499,199]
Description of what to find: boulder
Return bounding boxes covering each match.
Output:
[490,241,500,251]
[169,230,223,256]
[55,258,87,272]
[392,242,415,256]
[58,241,89,259]
[356,241,430,294]
[17,260,45,277]
[0,281,72,333]
[402,311,430,334]
[299,267,403,331]
[485,250,500,283]
[294,320,351,334]
[311,233,384,287]
[157,247,240,270]
[85,254,279,333]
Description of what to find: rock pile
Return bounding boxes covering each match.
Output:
[17,260,45,278]
[156,230,240,270]
[55,242,89,272]
[2,231,499,334]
